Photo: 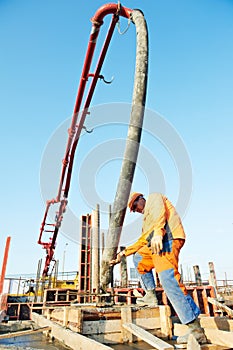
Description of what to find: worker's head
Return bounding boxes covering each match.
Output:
[128,192,145,213]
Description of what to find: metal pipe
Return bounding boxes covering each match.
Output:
[0,236,11,294]
[63,15,119,198]
[91,3,131,24]
[84,215,89,303]
[92,205,100,296]
[208,261,218,298]
[34,258,42,302]
[38,3,133,277]
[193,265,202,286]
[120,246,127,288]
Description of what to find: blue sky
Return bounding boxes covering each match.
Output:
[0,0,233,284]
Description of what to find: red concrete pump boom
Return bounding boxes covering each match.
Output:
[38,3,132,277]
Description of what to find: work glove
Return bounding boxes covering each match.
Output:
[151,235,163,254]
[109,250,125,266]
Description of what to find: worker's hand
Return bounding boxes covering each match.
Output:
[151,235,163,254]
[109,251,125,266]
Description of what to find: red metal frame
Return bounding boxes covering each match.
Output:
[78,215,92,303]
[38,3,132,277]
[0,236,11,294]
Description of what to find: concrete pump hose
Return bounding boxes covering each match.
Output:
[100,9,149,291]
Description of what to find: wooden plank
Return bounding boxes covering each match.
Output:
[204,328,233,347]
[31,312,113,350]
[48,304,160,322]
[187,333,201,350]
[121,307,134,343]
[159,305,172,339]
[47,308,52,320]
[200,316,233,331]
[135,316,161,330]
[76,308,83,333]
[192,288,200,309]
[207,297,233,318]
[133,306,160,319]
[122,323,174,349]
[82,332,122,345]
[201,345,229,350]
[0,326,51,339]
[50,306,161,332]
[201,289,209,315]
[63,306,69,327]
[82,317,161,335]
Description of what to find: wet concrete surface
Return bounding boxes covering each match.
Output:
[0,333,71,350]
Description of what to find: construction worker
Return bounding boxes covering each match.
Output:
[110,192,207,345]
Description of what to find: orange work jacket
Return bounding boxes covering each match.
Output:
[124,193,186,257]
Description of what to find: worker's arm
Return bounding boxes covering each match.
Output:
[124,238,147,257]
[109,236,147,266]
[109,250,125,266]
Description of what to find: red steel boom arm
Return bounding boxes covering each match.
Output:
[38,3,132,277]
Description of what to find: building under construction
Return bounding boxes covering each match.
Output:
[1,2,233,350]
[1,215,233,349]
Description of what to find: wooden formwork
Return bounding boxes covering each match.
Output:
[3,284,220,323]
[31,304,233,349]
[40,304,172,344]
[31,305,175,350]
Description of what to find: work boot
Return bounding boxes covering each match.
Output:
[136,289,158,306]
[177,318,207,345]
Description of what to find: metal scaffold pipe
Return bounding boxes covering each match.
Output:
[92,205,100,296]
